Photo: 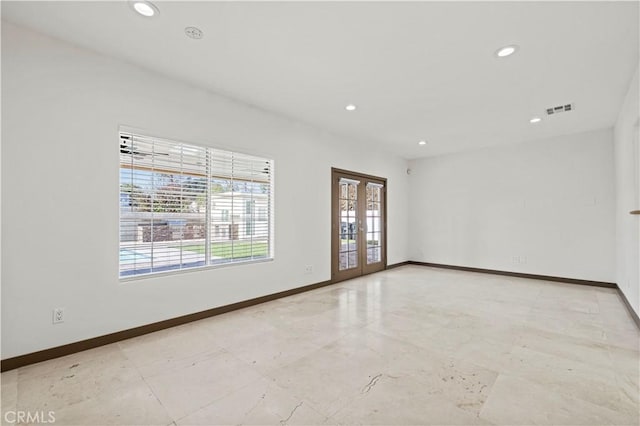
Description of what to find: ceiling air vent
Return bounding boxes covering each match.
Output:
[546,103,574,115]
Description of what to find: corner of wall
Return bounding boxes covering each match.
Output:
[613,62,640,317]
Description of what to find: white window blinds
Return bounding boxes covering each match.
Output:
[119,131,273,278]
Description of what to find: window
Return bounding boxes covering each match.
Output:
[119,131,273,278]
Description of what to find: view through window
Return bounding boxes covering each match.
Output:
[119,131,273,277]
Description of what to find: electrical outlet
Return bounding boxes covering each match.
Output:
[53,308,64,324]
[304,265,313,274]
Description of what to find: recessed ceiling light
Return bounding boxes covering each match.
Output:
[495,45,518,58]
[418,140,427,145]
[130,1,159,17]
[345,104,357,111]
[530,117,542,124]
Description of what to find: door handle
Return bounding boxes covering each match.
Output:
[631,210,640,215]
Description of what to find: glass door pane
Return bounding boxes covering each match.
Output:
[339,179,360,271]
[366,183,383,264]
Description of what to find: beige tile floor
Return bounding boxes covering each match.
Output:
[1,266,639,425]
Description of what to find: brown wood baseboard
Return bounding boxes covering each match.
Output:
[1,279,333,372]
[386,261,411,270]
[4,261,638,371]
[408,261,617,288]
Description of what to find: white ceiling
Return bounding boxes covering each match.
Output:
[2,1,638,159]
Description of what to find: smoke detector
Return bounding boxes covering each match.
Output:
[546,103,574,116]
[185,27,203,40]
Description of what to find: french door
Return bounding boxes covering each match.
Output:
[331,168,387,282]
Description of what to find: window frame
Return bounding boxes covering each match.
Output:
[118,130,274,281]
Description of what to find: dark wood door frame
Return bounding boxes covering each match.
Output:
[331,168,387,283]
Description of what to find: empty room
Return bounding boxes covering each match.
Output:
[1,1,639,425]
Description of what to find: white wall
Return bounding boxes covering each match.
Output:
[408,128,616,283]
[0,22,409,359]
[614,65,640,317]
